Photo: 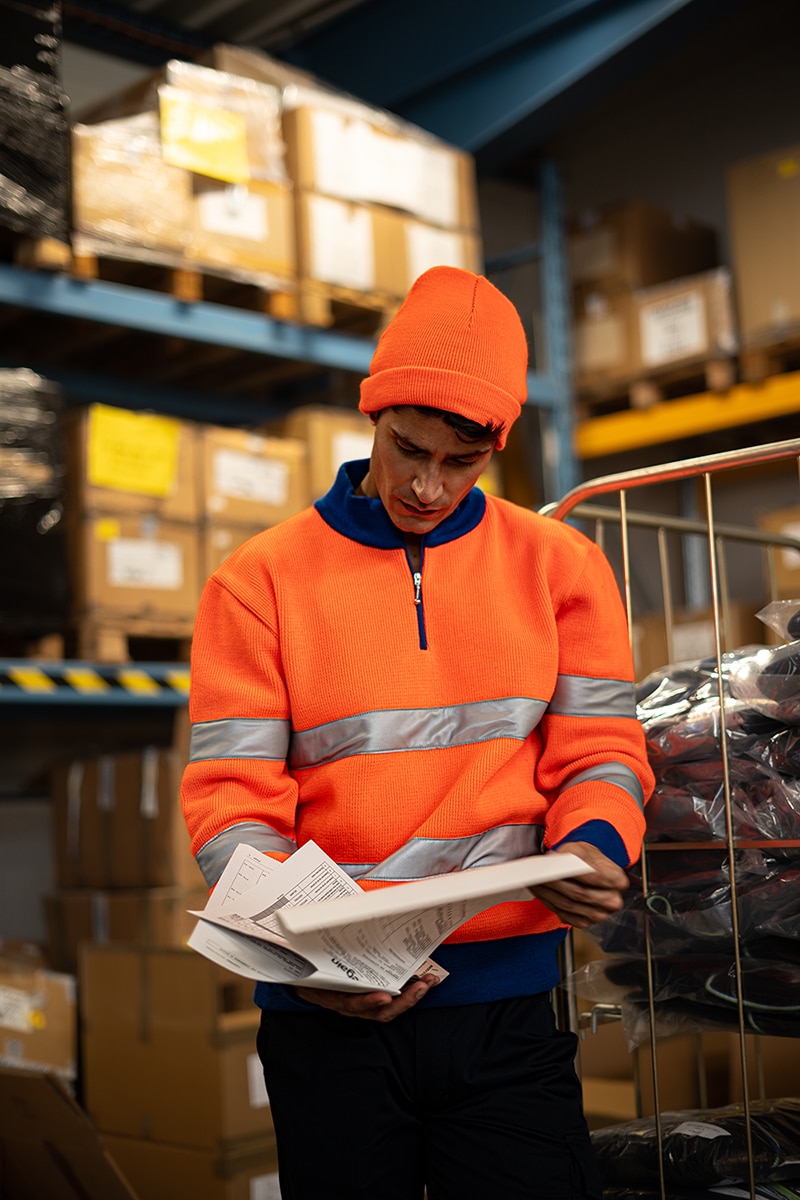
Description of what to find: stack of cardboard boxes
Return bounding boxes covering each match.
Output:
[81,944,280,1200]
[569,201,734,406]
[44,709,206,975]
[69,43,482,318]
[72,59,295,289]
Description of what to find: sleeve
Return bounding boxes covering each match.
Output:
[180,568,299,887]
[535,536,655,867]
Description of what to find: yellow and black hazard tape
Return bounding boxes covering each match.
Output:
[0,659,190,704]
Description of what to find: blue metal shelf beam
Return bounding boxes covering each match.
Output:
[0,265,377,375]
[0,264,561,410]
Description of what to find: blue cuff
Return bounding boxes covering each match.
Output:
[552,819,629,869]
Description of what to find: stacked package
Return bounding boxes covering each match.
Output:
[568,201,735,405]
[73,58,295,286]
[71,43,483,309]
[0,0,69,241]
[0,368,70,639]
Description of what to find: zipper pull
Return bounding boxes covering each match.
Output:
[413,571,422,605]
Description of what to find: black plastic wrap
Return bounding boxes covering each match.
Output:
[0,368,70,633]
[591,1098,800,1190]
[0,1,69,240]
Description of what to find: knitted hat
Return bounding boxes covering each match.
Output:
[359,266,528,450]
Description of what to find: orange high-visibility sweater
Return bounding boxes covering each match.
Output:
[182,460,654,1006]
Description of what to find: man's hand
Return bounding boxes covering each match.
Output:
[292,972,440,1023]
[531,842,630,929]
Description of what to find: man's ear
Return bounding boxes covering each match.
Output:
[368,412,379,427]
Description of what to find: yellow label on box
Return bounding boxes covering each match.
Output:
[159,88,250,184]
[94,518,121,541]
[87,405,181,498]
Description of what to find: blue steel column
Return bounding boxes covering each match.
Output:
[539,159,579,502]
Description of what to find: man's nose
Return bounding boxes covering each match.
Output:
[411,470,444,504]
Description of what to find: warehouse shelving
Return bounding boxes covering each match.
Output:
[576,369,800,460]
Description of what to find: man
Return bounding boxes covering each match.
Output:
[181,265,655,1199]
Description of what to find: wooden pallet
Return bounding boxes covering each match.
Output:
[71,613,194,665]
[577,354,737,417]
[14,237,401,336]
[296,279,400,334]
[15,235,299,321]
[739,328,800,384]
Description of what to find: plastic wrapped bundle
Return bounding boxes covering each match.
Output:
[0,368,70,634]
[0,1,69,240]
[591,1098,800,1192]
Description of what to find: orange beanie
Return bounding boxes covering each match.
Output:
[359,266,528,450]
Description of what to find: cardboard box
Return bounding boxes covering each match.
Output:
[71,115,193,255]
[283,102,478,231]
[294,191,401,296]
[66,404,200,523]
[573,290,636,383]
[44,886,208,974]
[569,202,718,293]
[102,1135,280,1200]
[402,218,484,291]
[188,177,296,282]
[273,405,375,500]
[201,522,264,581]
[631,268,737,372]
[726,1033,800,1102]
[0,947,77,1082]
[200,426,310,526]
[50,745,200,891]
[0,1067,140,1200]
[757,505,800,599]
[69,512,201,622]
[80,946,269,1150]
[727,143,800,342]
[77,59,285,186]
[632,601,766,681]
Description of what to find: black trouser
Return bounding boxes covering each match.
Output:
[256,993,603,1200]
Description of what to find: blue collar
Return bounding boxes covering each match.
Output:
[314,460,486,550]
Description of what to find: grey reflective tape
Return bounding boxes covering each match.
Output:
[289,697,547,770]
[549,675,635,718]
[189,717,291,763]
[560,761,645,811]
[196,822,296,887]
[356,824,545,883]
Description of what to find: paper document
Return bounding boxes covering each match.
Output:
[188,840,591,995]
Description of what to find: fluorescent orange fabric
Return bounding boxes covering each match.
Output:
[182,481,654,946]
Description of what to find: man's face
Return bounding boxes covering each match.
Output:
[366,408,496,535]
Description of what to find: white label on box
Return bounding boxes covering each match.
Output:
[672,1121,730,1141]
[0,986,36,1033]
[406,224,465,286]
[640,291,707,366]
[250,1172,282,1200]
[308,194,374,292]
[779,521,800,570]
[247,1051,270,1108]
[213,449,289,506]
[331,431,374,475]
[196,185,268,242]
[108,538,183,590]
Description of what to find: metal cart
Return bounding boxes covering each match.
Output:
[545,435,800,1200]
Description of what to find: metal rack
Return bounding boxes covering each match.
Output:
[546,435,800,1200]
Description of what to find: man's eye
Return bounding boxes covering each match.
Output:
[397,444,418,457]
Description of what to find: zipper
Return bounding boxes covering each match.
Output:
[408,552,427,650]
